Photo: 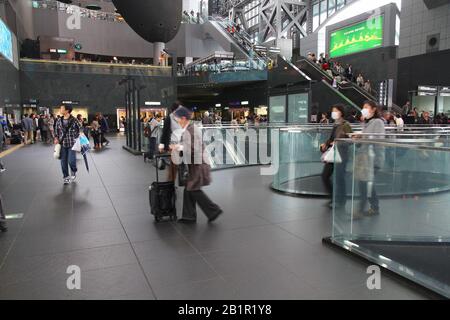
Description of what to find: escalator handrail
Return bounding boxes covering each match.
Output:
[320,80,361,111]
[297,57,333,81]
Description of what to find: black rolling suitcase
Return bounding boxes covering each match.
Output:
[149,154,177,222]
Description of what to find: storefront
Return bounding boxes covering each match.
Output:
[411,86,450,116]
[116,107,167,130]
[52,107,89,120]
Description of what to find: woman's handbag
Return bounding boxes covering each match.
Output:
[178,162,189,187]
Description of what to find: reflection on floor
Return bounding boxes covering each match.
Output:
[0,135,436,299]
[277,171,450,197]
[353,241,450,297]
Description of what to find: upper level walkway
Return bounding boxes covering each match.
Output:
[20,59,172,77]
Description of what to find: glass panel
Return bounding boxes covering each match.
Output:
[272,127,333,194]
[288,93,309,124]
[328,0,336,15]
[313,3,320,31]
[337,0,345,10]
[331,139,450,298]
[320,0,327,24]
[269,96,286,123]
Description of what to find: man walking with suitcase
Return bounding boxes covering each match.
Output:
[171,106,223,223]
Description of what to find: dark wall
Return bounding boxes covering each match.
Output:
[19,70,175,119]
[397,49,450,106]
[333,46,398,101]
[0,57,21,107]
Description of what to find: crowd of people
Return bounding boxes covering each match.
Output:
[182,10,205,24]
[9,112,110,150]
[314,101,449,127]
[307,52,374,94]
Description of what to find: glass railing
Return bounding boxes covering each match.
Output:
[140,124,280,170]
[33,0,125,23]
[272,127,450,196]
[272,126,333,195]
[328,138,450,298]
[20,59,172,77]
[138,124,450,175]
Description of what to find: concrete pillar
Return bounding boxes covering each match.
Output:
[153,42,165,66]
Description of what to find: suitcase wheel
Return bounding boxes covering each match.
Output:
[154,216,162,223]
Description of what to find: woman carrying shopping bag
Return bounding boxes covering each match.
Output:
[320,104,352,208]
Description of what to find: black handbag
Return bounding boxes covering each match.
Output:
[178,162,189,187]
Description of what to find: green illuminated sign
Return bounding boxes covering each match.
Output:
[329,15,384,58]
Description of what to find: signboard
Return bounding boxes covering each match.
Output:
[288,93,309,124]
[329,15,384,58]
[418,85,438,96]
[0,17,13,63]
[269,96,286,123]
[439,86,450,96]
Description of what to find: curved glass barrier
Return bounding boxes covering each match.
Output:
[272,127,332,195]
[328,139,450,298]
[272,127,450,196]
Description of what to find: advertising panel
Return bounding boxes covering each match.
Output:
[329,15,384,58]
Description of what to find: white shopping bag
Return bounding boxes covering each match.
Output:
[323,145,342,163]
[72,137,82,152]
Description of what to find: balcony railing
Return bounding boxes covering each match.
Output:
[20,59,172,77]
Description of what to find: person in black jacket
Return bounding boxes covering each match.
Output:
[160,101,181,151]
[159,101,182,181]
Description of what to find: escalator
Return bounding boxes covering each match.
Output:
[204,17,268,69]
[296,57,377,108]
[295,57,404,114]
[276,56,360,112]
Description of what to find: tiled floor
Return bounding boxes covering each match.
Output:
[0,135,435,299]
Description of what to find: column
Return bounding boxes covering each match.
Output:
[153,42,165,66]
